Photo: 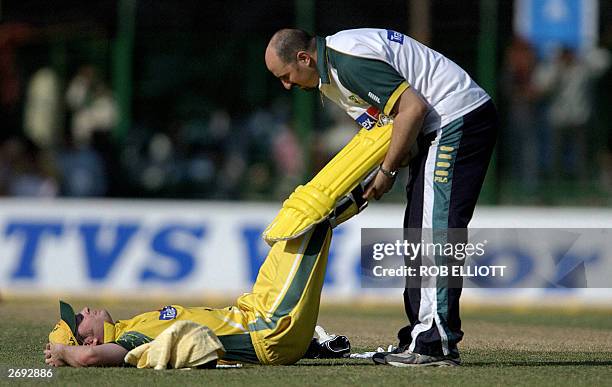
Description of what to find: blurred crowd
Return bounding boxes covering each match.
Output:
[0,21,366,201]
[2,22,612,204]
[1,33,360,202]
[499,36,612,202]
[1,62,118,198]
[116,98,358,201]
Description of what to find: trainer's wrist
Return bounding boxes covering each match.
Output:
[379,164,398,179]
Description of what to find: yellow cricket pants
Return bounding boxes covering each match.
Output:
[192,222,332,365]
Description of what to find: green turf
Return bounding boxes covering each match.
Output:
[1,300,611,386]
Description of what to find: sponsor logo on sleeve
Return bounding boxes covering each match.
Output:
[355,106,381,130]
[159,305,178,320]
[387,30,404,44]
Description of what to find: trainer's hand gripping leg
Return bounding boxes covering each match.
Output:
[263,123,392,244]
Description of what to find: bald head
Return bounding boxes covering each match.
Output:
[267,29,315,64]
[265,29,320,91]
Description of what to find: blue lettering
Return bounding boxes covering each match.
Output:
[323,227,344,285]
[79,223,140,280]
[6,221,64,279]
[241,226,267,284]
[140,224,205,282]
[242,225,343,285]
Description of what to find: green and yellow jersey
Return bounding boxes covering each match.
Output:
[103,305,258,363]
[317,28,489,134]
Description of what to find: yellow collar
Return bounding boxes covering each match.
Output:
[103,321,116,343]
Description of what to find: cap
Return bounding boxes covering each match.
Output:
[48,301,79,346]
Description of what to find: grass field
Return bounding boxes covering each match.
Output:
[1,299,611,386]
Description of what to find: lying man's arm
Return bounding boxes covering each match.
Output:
[44,342,128,367]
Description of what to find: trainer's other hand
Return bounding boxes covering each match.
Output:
[363,171,394,200]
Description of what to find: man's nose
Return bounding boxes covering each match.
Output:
[282,80,293,90]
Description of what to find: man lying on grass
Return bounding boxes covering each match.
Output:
[44,185,366,367]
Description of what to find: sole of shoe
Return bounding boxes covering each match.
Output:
[387,358,460,367]
[372,355,388,365]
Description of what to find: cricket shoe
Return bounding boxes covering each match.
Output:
[384,350,461,367]
[371,344,404,365]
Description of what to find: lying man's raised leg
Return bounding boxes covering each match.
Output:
[238,182,368,365]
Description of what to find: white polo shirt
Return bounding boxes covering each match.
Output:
[316,28,490,134]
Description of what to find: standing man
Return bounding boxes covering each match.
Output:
[265,28,498,366]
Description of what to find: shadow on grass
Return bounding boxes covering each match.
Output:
[465,360,612,367]
[293,359,373,366]
[294,359,612,367]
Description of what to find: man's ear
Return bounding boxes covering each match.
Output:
[296,51,310,65]
[84,337,99,346]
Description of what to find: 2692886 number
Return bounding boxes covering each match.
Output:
[7,368,54,378]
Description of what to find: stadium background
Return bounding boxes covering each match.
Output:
[1,0,612,376]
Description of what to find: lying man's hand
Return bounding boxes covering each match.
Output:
[44,343,67,367]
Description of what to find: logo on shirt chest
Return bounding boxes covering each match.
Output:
[159,306,177,320]
[348,94,365,105]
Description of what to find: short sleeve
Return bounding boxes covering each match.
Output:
[115,331,153,351]
[328,49,409,115]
